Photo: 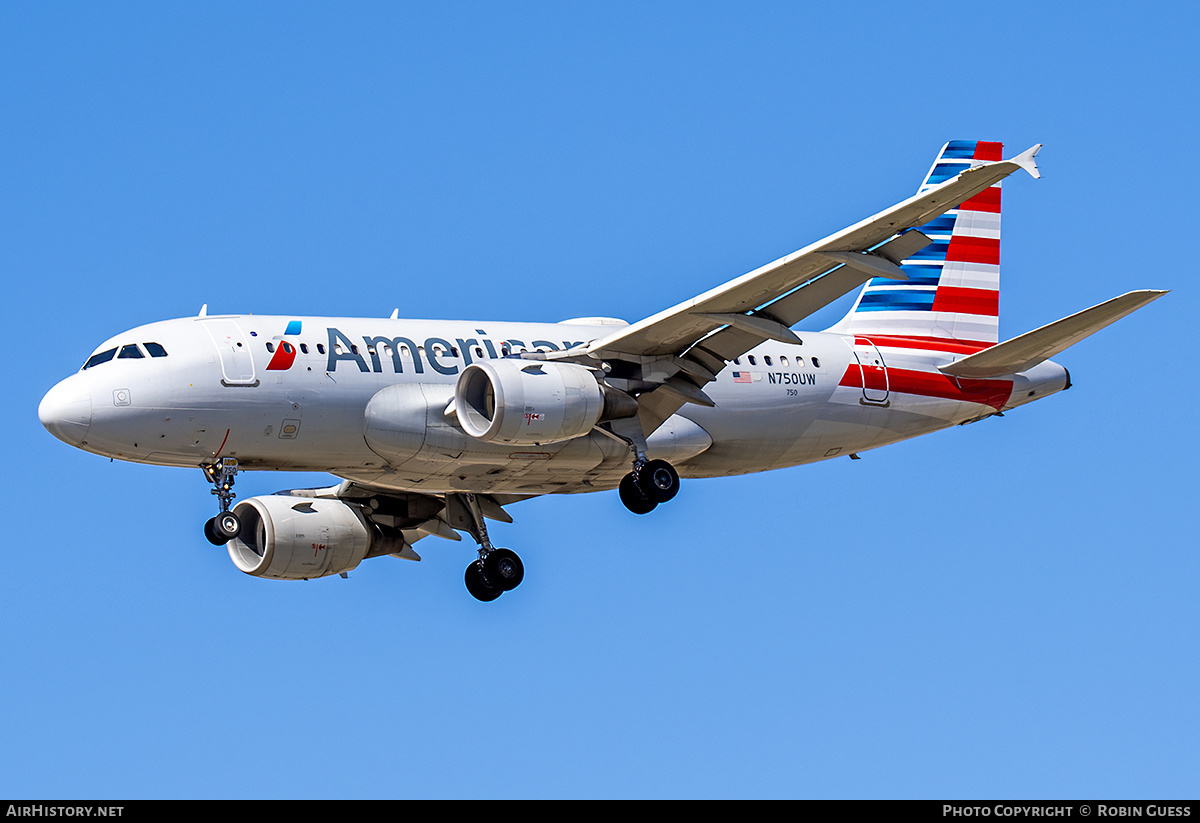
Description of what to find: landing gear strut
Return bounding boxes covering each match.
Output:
[202,457,241,545]
[460,493,524,602]
[600,418,682,515]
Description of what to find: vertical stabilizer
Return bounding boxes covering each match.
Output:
[838,141,1005,346]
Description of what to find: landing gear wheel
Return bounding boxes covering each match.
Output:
[638,459,680,503]
[465,561,503,602]
[213,511,241,542]
[483,548,524,591]
[619,473,658,514]
[204,517,227,546]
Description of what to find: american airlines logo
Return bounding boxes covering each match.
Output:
[265,320,303,371]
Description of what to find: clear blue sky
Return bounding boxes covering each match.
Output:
[3,1,1196,799]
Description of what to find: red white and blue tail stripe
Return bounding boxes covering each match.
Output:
[841,140,1004,348]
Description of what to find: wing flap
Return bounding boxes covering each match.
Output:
[939,290,1167,378]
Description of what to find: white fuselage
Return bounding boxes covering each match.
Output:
[38,314,1070,496]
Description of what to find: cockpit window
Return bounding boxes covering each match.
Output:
[83,347,117,370]
[144,342,168,357]
[118,344,145,359]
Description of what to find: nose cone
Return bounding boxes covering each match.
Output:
[39,376,92,446]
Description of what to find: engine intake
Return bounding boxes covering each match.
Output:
[455,360,635,445]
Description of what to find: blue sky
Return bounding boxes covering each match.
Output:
[3,1,1197,799]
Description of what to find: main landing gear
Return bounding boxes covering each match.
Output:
[465,548,524,602]
[599,418,682,515]
[202,457,242,546]
[461,493,524,602]
[618,458,680,515]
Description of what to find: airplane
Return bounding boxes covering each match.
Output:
[38,140,1166,601]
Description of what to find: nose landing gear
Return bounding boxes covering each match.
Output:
[202,458,241,545]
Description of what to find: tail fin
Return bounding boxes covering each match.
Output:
[838,140,1005,347]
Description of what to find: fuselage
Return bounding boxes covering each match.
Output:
[38,313,1070,496]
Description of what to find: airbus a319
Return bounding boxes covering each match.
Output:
[38,141,1165,601]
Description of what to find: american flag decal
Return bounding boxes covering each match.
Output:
[732,371,752,384]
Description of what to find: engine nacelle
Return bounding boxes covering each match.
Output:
[226,495,375,580]
[455,359,631,446]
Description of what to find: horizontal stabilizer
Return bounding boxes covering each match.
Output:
[938,290,1167,378]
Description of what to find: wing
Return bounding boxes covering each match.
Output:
[542,145,1043,432]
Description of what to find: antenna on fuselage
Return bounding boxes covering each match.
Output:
[389,308,399,319]
[198,304,208,317]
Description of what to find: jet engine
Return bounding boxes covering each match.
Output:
[225,495,399,580]
[454,359,636,446]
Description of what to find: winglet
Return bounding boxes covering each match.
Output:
[1009,143,1042,179]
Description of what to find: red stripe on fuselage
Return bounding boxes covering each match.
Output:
[855,335,994,354]
[839,365,1012,410]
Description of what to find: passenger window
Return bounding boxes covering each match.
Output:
[300,344,309,354]
[765,356,773,366]
[118,344,144,359]
[780,356,789,367]
[144,342,168,357]
[812,357,820,368]
[83,348,117,370]
[317,344,326,355]
[748,355,756,365]
[733,358,741,365]
[266,343,275,353]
